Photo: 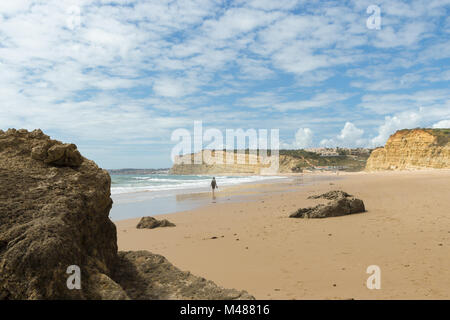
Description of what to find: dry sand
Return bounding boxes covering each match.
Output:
[115,170,450,299]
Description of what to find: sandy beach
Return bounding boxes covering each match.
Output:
[115,170,450,300]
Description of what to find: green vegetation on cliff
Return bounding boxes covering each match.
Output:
[172,148,373,173]
[279,149,371,172]
[395,128,450,146]
[425,128,450,146]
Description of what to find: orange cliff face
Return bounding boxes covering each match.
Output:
[365,129,450,171]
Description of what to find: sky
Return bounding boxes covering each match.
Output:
[0,0,449,169]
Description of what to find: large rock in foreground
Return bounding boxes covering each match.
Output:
[0,129,117,299]
[0,129,253,300]
[366,128,450,171]
[114,251,253,300]
[290,190,365,219]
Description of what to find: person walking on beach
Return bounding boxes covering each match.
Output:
[211,177,218,198]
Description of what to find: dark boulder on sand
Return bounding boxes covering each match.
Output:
[290,190,365,219]
[307,190,352,200]
[136,216,175,229]
[0,129,253,300]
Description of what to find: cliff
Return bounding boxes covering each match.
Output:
[366,128,450,171]
[170,149,370,174]
[0,129,252,300]
[170,150,287,174]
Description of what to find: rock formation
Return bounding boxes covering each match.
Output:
[170,150,284,174]
[290,190,365,219]
[0,129,253,300]
[136,217,175,229]
[113,251,253,300]
[307,190,352,200]
[170,149,370,174]
[366,128,450,171]
[0,129,118,299]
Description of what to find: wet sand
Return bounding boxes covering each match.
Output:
[109,176,294,221]
[115,170,450,299]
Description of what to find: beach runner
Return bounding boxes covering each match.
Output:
[211,177,218,197]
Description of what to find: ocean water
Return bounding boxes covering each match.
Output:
[109,174,289,220]
[110,174,286,195]
[108,173,339,221]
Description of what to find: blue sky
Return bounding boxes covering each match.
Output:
[0,0,449,168]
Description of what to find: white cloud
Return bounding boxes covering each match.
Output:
[425,69,450,82]
[245,4,377,76]
[281,128,313,149]
[320,122,366,147]
[201,7,281,40]
[240,0,300,11]
[0,0,32,16]
[372,22,430,48]
[295,69,335,87]
[359,90,450,114]
[238,58,275,79]
[238,89,353,111]
[338,122,364,141]
[370,111,422,147]
[432,120,450,128]
[351,72,423,91]
[153,78,193,98]
[293,128,313,148]
[366,103,450,147]
[274,90,353,111]
[238,92,281,109]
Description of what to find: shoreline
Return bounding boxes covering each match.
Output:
[115,169,450,299]
[109,173,340,221]
[111,168,449,221]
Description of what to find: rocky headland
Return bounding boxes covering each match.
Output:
[366,128,450,171]
[170,150,284,174]
[170,149,370,174]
